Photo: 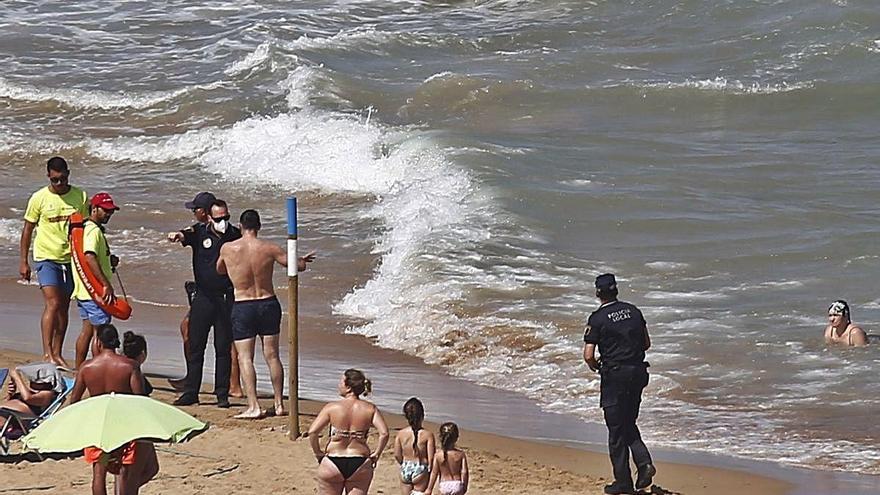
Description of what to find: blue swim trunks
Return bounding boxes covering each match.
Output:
[231,296,282,341]
[35,260,74,295]
[76,299,111,325]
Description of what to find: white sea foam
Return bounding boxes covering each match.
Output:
[630,77,814,95]
[224,41,273,76]
[281,65,346,109]
[283,27,396,52]
[0,76,202,110]
[645,261,689,271]
[128,297,185,309]
[643,290,728,301]
[0,218,21,244]
[86,128,223,163]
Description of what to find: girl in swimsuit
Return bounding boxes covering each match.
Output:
[427,422,469,495]
[308,369,389,495]
[824,300,868,347]
[393,397,435,495]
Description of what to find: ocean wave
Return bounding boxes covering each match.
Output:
[0,76,218,110]
[399,71,536,119]
[626,77,814,95]
[224,41,274,77]
[645,261,689,271]
[282,27,396,52]
[86,128,223,163]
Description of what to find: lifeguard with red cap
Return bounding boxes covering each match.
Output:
[70,192,124,369]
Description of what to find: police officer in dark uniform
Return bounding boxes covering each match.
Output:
[583,273,656,494]
[169,193,241,408]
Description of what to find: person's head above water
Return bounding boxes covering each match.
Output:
[595,273,619,302]
[338,368,371,398]
[828,300,851,325]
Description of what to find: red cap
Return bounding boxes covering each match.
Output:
[90,192,120,211]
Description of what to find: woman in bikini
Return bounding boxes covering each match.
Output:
[308,369,390,495]
[393,397,435,495]
[824,300,868,347]
[427,422,469,495]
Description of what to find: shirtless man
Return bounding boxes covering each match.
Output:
[216,209,314,419]
[70,324,157,495]
[824,300,868,347]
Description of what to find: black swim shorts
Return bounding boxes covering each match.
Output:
[231,296,282,341]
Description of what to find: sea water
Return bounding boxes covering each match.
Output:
[0,0,878,475]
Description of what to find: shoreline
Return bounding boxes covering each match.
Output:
[1,282,878,493]
[0,347,792,494]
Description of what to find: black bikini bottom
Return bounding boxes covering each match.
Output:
[327,456,369,480]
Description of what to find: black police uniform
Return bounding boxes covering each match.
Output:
[584,298,653,490]
[178,222,241,403]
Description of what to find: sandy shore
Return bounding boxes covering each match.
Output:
[0,348,792,495]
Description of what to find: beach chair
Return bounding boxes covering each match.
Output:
[0,376,75,455]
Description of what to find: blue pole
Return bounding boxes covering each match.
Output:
[286,197,299,438]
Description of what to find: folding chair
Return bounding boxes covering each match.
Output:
[0,376,75,455]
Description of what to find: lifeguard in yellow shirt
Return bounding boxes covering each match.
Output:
[19,157,88,369]
[71,192,121,369]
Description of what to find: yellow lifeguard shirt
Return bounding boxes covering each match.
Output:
[72,221,113,302]
[23,186,88,263]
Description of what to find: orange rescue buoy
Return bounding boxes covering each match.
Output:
[69,212,132,320]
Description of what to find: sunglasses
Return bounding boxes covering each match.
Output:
[49,174,69,184]
[211,215,231,222]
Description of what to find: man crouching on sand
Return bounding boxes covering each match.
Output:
[217,209,314,419]
[70,324,158,495]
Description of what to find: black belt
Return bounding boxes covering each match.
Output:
[601,361,649,371]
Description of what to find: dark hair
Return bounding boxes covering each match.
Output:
[439,422,459,455]
[97,324,120,349]
[597,286,619,301]
[343,368,371,397]
[240,209,261,231]
[123,331,147,359]
[46,156,69,173]
[211,199,228,210]
[403,397,425,453]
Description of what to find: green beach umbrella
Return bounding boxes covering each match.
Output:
[22,393,208,453]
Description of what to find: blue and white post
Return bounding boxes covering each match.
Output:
[286,197,300,439]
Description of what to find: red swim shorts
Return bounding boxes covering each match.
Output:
[83,441,137,474]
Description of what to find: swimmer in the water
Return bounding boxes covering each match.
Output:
[824,300,868,347]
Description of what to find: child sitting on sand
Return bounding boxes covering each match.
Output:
[427,422,469,495]
[393,397,435,495]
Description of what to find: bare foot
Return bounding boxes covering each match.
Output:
[51,356,72,371]
[274,404,286,417]
[230,388,245,399]
[233,408,265,420]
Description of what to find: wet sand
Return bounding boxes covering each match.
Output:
[0,347,793,494]
[5,278,880,494]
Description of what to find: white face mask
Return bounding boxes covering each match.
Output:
[212,219,228,233]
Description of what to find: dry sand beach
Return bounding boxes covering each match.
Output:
[0,347,791,494]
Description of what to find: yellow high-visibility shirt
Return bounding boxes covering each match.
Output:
[23,186,88,263]
[72,221,113,302]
